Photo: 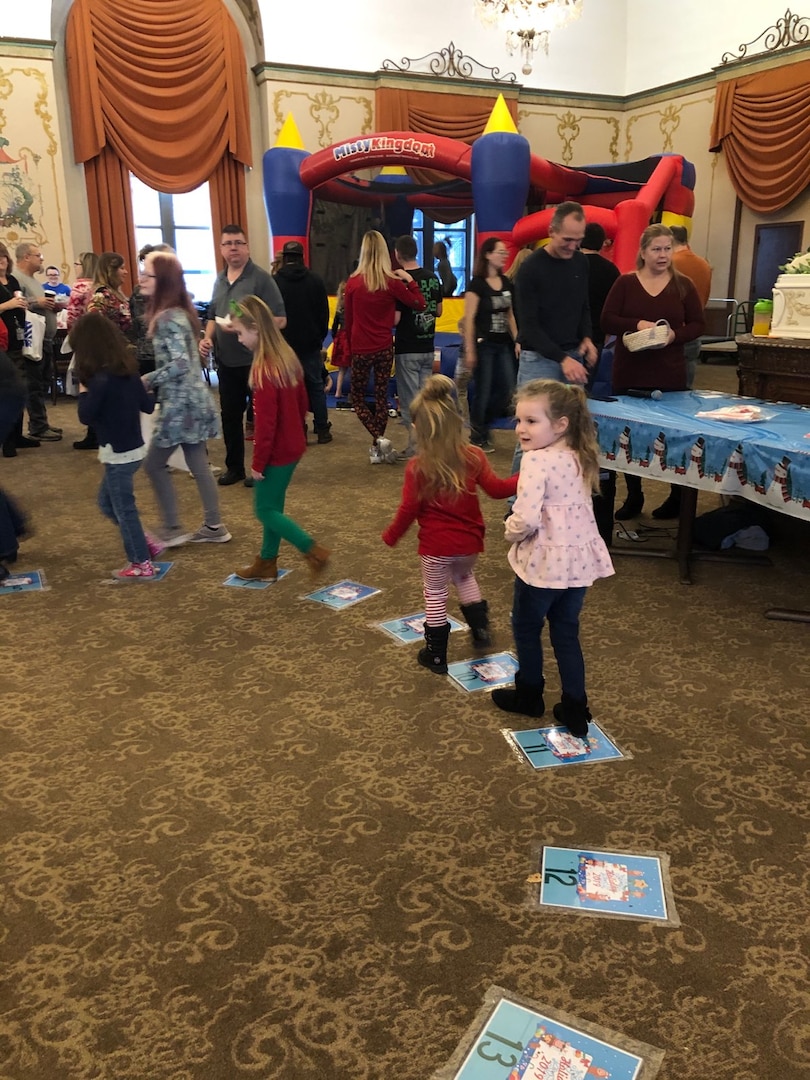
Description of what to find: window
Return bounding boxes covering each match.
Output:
[130,176,217,302]
[412,209,475,294]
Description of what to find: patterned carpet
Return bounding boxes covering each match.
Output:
[1,363,808,1080]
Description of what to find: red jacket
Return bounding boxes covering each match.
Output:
[0,319,7,352]
[382,446,518,556]
[344,275,426,354]
[251,375,309,473]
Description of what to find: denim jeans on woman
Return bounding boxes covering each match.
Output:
[470,340,515,445]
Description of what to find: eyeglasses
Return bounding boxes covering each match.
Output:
[221,240,247,247]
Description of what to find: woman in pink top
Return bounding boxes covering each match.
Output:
[66,252,99,330]
[492,379,614,738]
[343,230,425,463]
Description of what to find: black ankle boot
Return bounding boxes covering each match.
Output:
[615,474,643,520]
[492,673,545,717]
[418,622,451,675]
[651,486,682,519]
[459,600,492,650]
[552,693,591,738]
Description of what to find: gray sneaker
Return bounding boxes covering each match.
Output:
[154,526,192,548]
[187,524,232,543]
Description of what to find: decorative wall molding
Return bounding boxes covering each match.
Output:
[721,8,810,64]
[380,41,518,84]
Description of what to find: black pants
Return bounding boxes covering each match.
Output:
[217,364,251,474]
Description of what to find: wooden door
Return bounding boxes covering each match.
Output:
[749,221,804,302]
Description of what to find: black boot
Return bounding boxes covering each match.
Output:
[417,622,451,675]
[593,470,616,546]
[614,473,643,520]
[552,693,592,738]
[316,422,333,445]
[492,672,545,717]
[460,599,492,650]
[73,426,99,450]
[651,485,682,519]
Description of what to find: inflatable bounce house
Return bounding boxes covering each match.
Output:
[262,94,696,277]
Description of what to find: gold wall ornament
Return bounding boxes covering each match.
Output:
[556,110,581,165]
[721,8,810,64]
[272,90,372,148]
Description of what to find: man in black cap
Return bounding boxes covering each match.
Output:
[273,241,332,443]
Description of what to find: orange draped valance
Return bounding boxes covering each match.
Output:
[375,87,518,212]
[66,0,252,193]
[709,57,810,214]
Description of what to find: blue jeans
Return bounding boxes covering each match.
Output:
[395,351,434,429]
[511,576,588,699]
[470,340,515,444]
[98,460,149,564]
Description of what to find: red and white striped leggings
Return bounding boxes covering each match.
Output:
[420,554,482,625]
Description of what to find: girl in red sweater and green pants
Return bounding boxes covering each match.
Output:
[382,375,517,673]
[229,296,330,582]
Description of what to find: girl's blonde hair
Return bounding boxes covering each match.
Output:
[230,294,302,390]
[351,230,395,293]
[506,247,532,280]
[515,379,601,492]
[411,374,475,500]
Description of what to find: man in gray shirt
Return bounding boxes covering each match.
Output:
[15,242,61,441]
[200,225,286,487]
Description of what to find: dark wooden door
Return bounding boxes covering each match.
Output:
[749,221,804,302]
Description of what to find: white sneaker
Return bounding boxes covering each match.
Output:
[376,437,397,464]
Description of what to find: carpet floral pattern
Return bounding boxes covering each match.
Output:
[1,382,808,1079]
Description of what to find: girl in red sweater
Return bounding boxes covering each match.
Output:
[382,375,517,674]
[229,296,330,582]
[344,230,426,463]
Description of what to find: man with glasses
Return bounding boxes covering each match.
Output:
[200,225,286,487]
[14,242,62,442]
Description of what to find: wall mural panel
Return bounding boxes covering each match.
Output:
[517,107,621,167]
[0,59,71,277]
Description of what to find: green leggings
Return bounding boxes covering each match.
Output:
[255,461,313,559]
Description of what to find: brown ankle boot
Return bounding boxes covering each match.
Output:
[304,542,330,577]
[235,556,278,581]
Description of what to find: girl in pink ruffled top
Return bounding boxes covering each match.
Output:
[492,379,614,738]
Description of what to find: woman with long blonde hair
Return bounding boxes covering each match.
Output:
[344,230,426,463]
[382,374,517,673]
[228,295,330,581]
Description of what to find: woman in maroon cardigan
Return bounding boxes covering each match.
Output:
[344,230,425,464]
[601,223,704,519]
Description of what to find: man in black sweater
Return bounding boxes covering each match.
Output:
[273,241,332,444]
[514,201,596,388]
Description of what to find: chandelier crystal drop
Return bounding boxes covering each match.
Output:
[475,0,583,73]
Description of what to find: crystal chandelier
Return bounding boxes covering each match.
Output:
[475,0,583,74]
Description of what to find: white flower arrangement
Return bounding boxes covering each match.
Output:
[779,250,810,275]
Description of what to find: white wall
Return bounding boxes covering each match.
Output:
[3,2,52,40]
[624,0,802,92]
[263,0,629,95]
[9,1,804,95]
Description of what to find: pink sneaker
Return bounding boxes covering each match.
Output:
[114,561,156,580]
[145,533,166,560]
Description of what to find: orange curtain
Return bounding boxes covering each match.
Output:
[709,58,810,213]
[209,154,249,257]
[376,87,518,193]
[66,0,251,259]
